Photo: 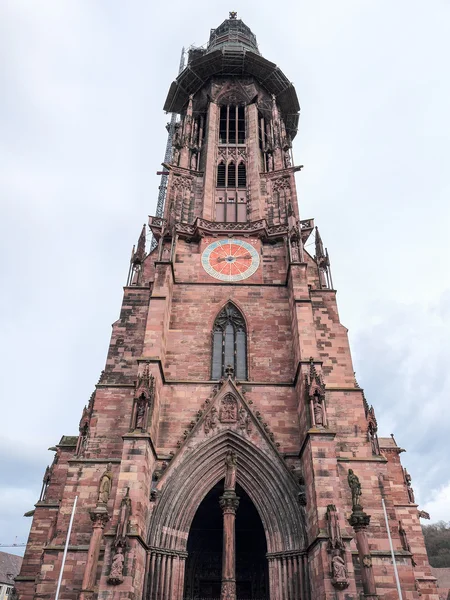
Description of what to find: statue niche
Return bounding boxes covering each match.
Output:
[98,463,113,505]
[108,490,132,586]
[306,359,328,429]
[326,504,349,590]
[130,365,155,432]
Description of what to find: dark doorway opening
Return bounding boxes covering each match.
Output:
[183,480,268,599]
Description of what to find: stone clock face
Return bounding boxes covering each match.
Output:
[201,239,260,282]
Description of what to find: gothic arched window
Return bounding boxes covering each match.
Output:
[212,303,247,380]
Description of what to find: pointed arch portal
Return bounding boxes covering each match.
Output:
[183,481,268,599]
[146,432,310,600]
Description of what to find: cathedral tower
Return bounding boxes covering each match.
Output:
[16,14,438,600]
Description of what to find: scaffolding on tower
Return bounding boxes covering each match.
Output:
[150,47,186,251]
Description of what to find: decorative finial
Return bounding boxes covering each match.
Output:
[225,364,235,378]
[229,11,237,20]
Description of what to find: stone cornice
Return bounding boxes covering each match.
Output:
[337,456,388,464]
[350,549,413,558]
[68,458,121,464]
[104,531,149,551]
[310,289,337,295]
[34,501,60,508]
[305,532,354,554]
[149,545,188,558]
[122,432,157,460]
[44,545,91,552]
[298,429,337,459]
[172,280,287,287]
[266,549,306,559]
[122,285,152,291]
[96,383,135,388]
[293,360,323,387]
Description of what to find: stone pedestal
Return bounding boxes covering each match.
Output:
[79,507,109,600]
[219,491,239,600]
[349,509,378,600]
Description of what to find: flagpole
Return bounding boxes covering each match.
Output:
[381,497,403,600]
[55,496,78,600]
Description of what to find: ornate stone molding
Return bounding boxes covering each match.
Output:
[148,215,288,242]
[219,493,240,515]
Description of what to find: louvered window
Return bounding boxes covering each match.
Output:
[238,162,246,187]
[212,303,247,380]
[217,162,226,187]
[227,162,236,187]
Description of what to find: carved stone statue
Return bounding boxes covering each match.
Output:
[290,238,300,262]
[78,423,89,455]
[238,407,247,430]
[398,520,411,552]
[284,152,291,168]
[190,152,197,170]
[40,465,52,501]
[368,422,379,455]
[116,491,131,544]
[267,153,274,171]
[313,395,324,427]
[172,122,182,147]
[224,449,237,491]
[298,472,307,506]
[326,505,344,551]
[331,555,348,585]
[404,469,416,503]
[134,396,146,429]
[108,546,125,585]
[347,469,362,510]
[204,406,218,434]
[98,463,113,505]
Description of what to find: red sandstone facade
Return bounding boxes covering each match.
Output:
[16,15,438,600]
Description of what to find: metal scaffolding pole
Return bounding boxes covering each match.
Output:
[150,47,186,251]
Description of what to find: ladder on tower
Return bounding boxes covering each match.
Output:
[150,47,186,251]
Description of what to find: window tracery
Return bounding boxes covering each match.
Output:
[212,303,247,380]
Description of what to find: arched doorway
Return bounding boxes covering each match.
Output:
[146,431,308,599]
[183,481,268,599]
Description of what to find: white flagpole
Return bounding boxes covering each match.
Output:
[381,497,403,600]
[55,496,78,600]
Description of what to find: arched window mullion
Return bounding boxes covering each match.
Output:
[211,303,247,380]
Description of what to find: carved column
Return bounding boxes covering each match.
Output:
[79,508,110,600]
[349,510,378,600]
[219,492,239,600]
[219,449,239,600]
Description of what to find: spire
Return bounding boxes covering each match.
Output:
[134,225,146,264]
[315,227,333,289]
[127,225,147,286]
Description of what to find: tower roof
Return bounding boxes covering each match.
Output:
[206,13,260,55]
[164,14,300,139]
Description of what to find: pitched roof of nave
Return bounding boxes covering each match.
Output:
[163,14,300,139]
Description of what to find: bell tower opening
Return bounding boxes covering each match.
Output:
[184,481,268,599]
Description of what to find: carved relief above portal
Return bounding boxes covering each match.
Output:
[219,393,238,422]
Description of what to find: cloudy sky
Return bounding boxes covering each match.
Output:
[1,1,449,555]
